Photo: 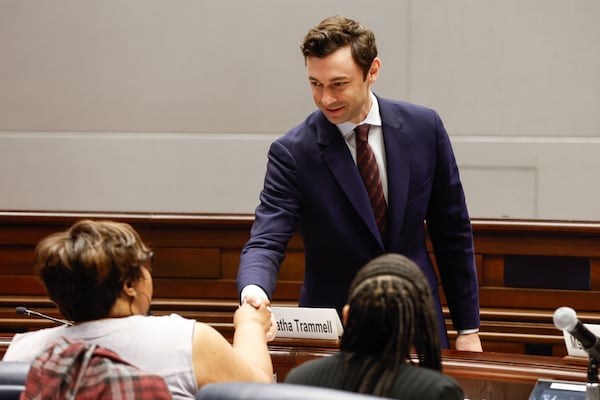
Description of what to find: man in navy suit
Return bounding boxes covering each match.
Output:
[237,15,482,351]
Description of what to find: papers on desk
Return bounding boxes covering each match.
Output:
[270,306,343,340]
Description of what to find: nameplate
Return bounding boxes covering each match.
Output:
[562,323,600,358]
[271,306,343,340]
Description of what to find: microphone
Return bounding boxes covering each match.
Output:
[553,306,600,363]
[16,306,73,326]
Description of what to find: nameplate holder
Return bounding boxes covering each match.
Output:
[271,306,343,340]
[561,323,600,359]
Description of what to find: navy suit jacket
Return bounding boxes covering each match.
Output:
[238,96,480,345]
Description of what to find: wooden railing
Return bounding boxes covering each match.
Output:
[1,212,600,357]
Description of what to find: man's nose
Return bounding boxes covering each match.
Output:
[320,88,337,106]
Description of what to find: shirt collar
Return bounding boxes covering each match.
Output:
[338,92,382,140]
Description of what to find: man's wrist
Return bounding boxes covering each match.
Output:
[240,284,269,304]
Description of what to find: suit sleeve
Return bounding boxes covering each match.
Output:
[237,139,302,299]
[426,110,480,332]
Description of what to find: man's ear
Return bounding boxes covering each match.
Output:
[367,57,381,83]
[342,304,350,326]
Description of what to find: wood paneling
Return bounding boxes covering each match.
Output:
[2,212,600,357]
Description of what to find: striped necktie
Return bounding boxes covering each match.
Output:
[355,124,387,241]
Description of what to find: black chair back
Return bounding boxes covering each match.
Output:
[0,361,30,400]
[196,382,394,400]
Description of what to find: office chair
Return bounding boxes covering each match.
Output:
[196,381,394,400]
[0,361,30,400]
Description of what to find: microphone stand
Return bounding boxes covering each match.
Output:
[586,357,600,400]
[16,306,73,326]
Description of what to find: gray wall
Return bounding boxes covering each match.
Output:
[1,1,599,219]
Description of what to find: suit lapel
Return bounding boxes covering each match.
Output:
[315,115,384,247]
[379,98,410,250]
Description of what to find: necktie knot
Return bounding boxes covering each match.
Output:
[354,124,370,143]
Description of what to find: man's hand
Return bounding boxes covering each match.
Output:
[455,332,483,352]
[242,294,277,342]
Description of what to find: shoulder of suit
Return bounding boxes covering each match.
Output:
[376,95,436,115]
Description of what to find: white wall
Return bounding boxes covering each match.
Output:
[1,1,599,220]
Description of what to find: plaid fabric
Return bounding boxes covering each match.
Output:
[20,336,172,399]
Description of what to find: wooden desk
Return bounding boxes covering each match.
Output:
[2,212,600,356]
[269,340,589,400]
[442,350,588,400]
[1,334,590,400]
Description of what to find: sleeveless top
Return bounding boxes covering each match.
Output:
[3,314,197,400]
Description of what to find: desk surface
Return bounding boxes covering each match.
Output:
[1,336,591,400]
[268,339,589,400]
[442,350,587,400]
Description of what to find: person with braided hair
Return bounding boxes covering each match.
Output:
[285,253,464,400]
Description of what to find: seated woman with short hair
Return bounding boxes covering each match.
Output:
[3,219,274,400]
[285,253,464,400]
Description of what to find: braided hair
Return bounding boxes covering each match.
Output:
[339,253,441,396]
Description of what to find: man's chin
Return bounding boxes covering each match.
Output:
[322,112,347,125]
